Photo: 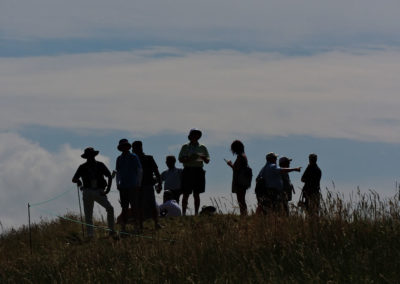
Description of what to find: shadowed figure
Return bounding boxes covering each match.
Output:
[161,155,183,203]
[225,140,250,216]
[301,153,322,216]
[72,147,115,238]
[132,141,163,230]
[178,129,210,216]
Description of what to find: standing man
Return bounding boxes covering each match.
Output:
[72,147,115,238]
[115,139,142,233]
[178,128,210,216]
[301,153,322,216]
[257,152,301,214]
[279,156,296,216]
[132,141,163,229]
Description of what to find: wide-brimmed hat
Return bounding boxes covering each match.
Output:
[188,128,202,139]
[81,147,99,159]
[117,139,131,151]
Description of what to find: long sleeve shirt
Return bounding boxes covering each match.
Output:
[116,152,142,189]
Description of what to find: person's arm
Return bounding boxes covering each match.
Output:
[301,166,309,183]
[280,167,301,174]
[115,157,121,189]
[102,164,112,194]
[135,156,143,189]
[72,166,83,188]
[200,146,210,164]
[152,158,162,193]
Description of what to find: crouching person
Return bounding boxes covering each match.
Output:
[159,190,182,217]
[72,147,115,238]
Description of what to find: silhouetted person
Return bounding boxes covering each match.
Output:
[72,147,115,238]
[301,153,322,216]
[115,139,142,233]
[132,141,162,229]
[178,129,210,216]
[225,140,249,216]
[279,156,296,216]
[257,152,301,214]
[159,190,182,217]
[161,155,183,203]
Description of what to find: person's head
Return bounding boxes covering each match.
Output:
[131,141,143,154]
[166,155,176,169]
[117,138,131,152]
[188,128,202,143]
[230,140,245,155]
[266,152,278,163]
[81,147,99,161]
[279,156,292,168]
[163,190,174,203]
[309,153,318,164]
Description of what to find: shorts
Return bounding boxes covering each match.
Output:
[181,167,206,195]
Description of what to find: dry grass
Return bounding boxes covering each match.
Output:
[1,190,400,283]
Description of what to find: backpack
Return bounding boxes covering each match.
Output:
[237,166,253,190]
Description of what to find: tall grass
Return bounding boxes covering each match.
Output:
[1,190,400,283]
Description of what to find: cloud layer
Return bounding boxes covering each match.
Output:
[1,0,400,48]
[1,48,400,143]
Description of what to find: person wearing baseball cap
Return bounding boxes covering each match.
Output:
[301,153,322,215]
[279,156,296,215]
[178,128,210,216]
[72,147,115,238]
[256,152,301,214]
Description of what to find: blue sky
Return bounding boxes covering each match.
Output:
[1,0,400,230]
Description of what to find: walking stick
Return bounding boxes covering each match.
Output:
[28,203,32,255]
[76,185,85,238]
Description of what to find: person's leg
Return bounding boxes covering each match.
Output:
[94,191,115,234]
[236,190,248,216]
[182,193,189,216]
[119,188,129,231]
[193,192,200,215]
[82,190,95,237]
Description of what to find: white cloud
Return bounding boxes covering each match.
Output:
[1,48,400,143]
[1,0,400,47]
[0,132,112,230]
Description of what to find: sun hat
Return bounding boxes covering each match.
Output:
[188,128,202,139]
[266,152,279,161]
[117,138,131,151]
[81,147,99,159]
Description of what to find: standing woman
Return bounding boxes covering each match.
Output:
[226,140,249,216]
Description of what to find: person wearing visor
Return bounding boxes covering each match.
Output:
[178,129,210,216]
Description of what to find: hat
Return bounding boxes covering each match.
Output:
[266,152,279,160]
[117,139,131,151]
[188,128,202,139]
[279,156,292,165]
[81,147,99,159]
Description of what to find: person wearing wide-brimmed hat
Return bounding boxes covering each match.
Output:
[178,128,210,216]
[256,152,301,214]
[115,139,143,233]
[72,147,115,238]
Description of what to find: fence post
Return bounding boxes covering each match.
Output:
[76,186,85,238]
[28,203,32,255]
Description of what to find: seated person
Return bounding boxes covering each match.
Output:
[159,190,182,217]
[161,155,183,203]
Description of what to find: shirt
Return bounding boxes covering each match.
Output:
[257,162,283,190]
[137,154,159,186]
[161,167,183,191]
[301,164,322,193]
[116,152,142,189]
[178,142,210,168]
[159,200,182,217]
[72,161,111,189]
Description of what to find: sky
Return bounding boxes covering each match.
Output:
[1,0,400,231]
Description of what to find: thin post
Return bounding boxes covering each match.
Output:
[28,203,32,255]
[76,185,85,238]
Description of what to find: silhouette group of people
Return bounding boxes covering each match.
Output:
[72,129,322,238]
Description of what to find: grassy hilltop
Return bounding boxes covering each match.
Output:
[1,192,400,283]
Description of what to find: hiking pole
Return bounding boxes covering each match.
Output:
[28,203,32,255]
[76,185,85,238]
